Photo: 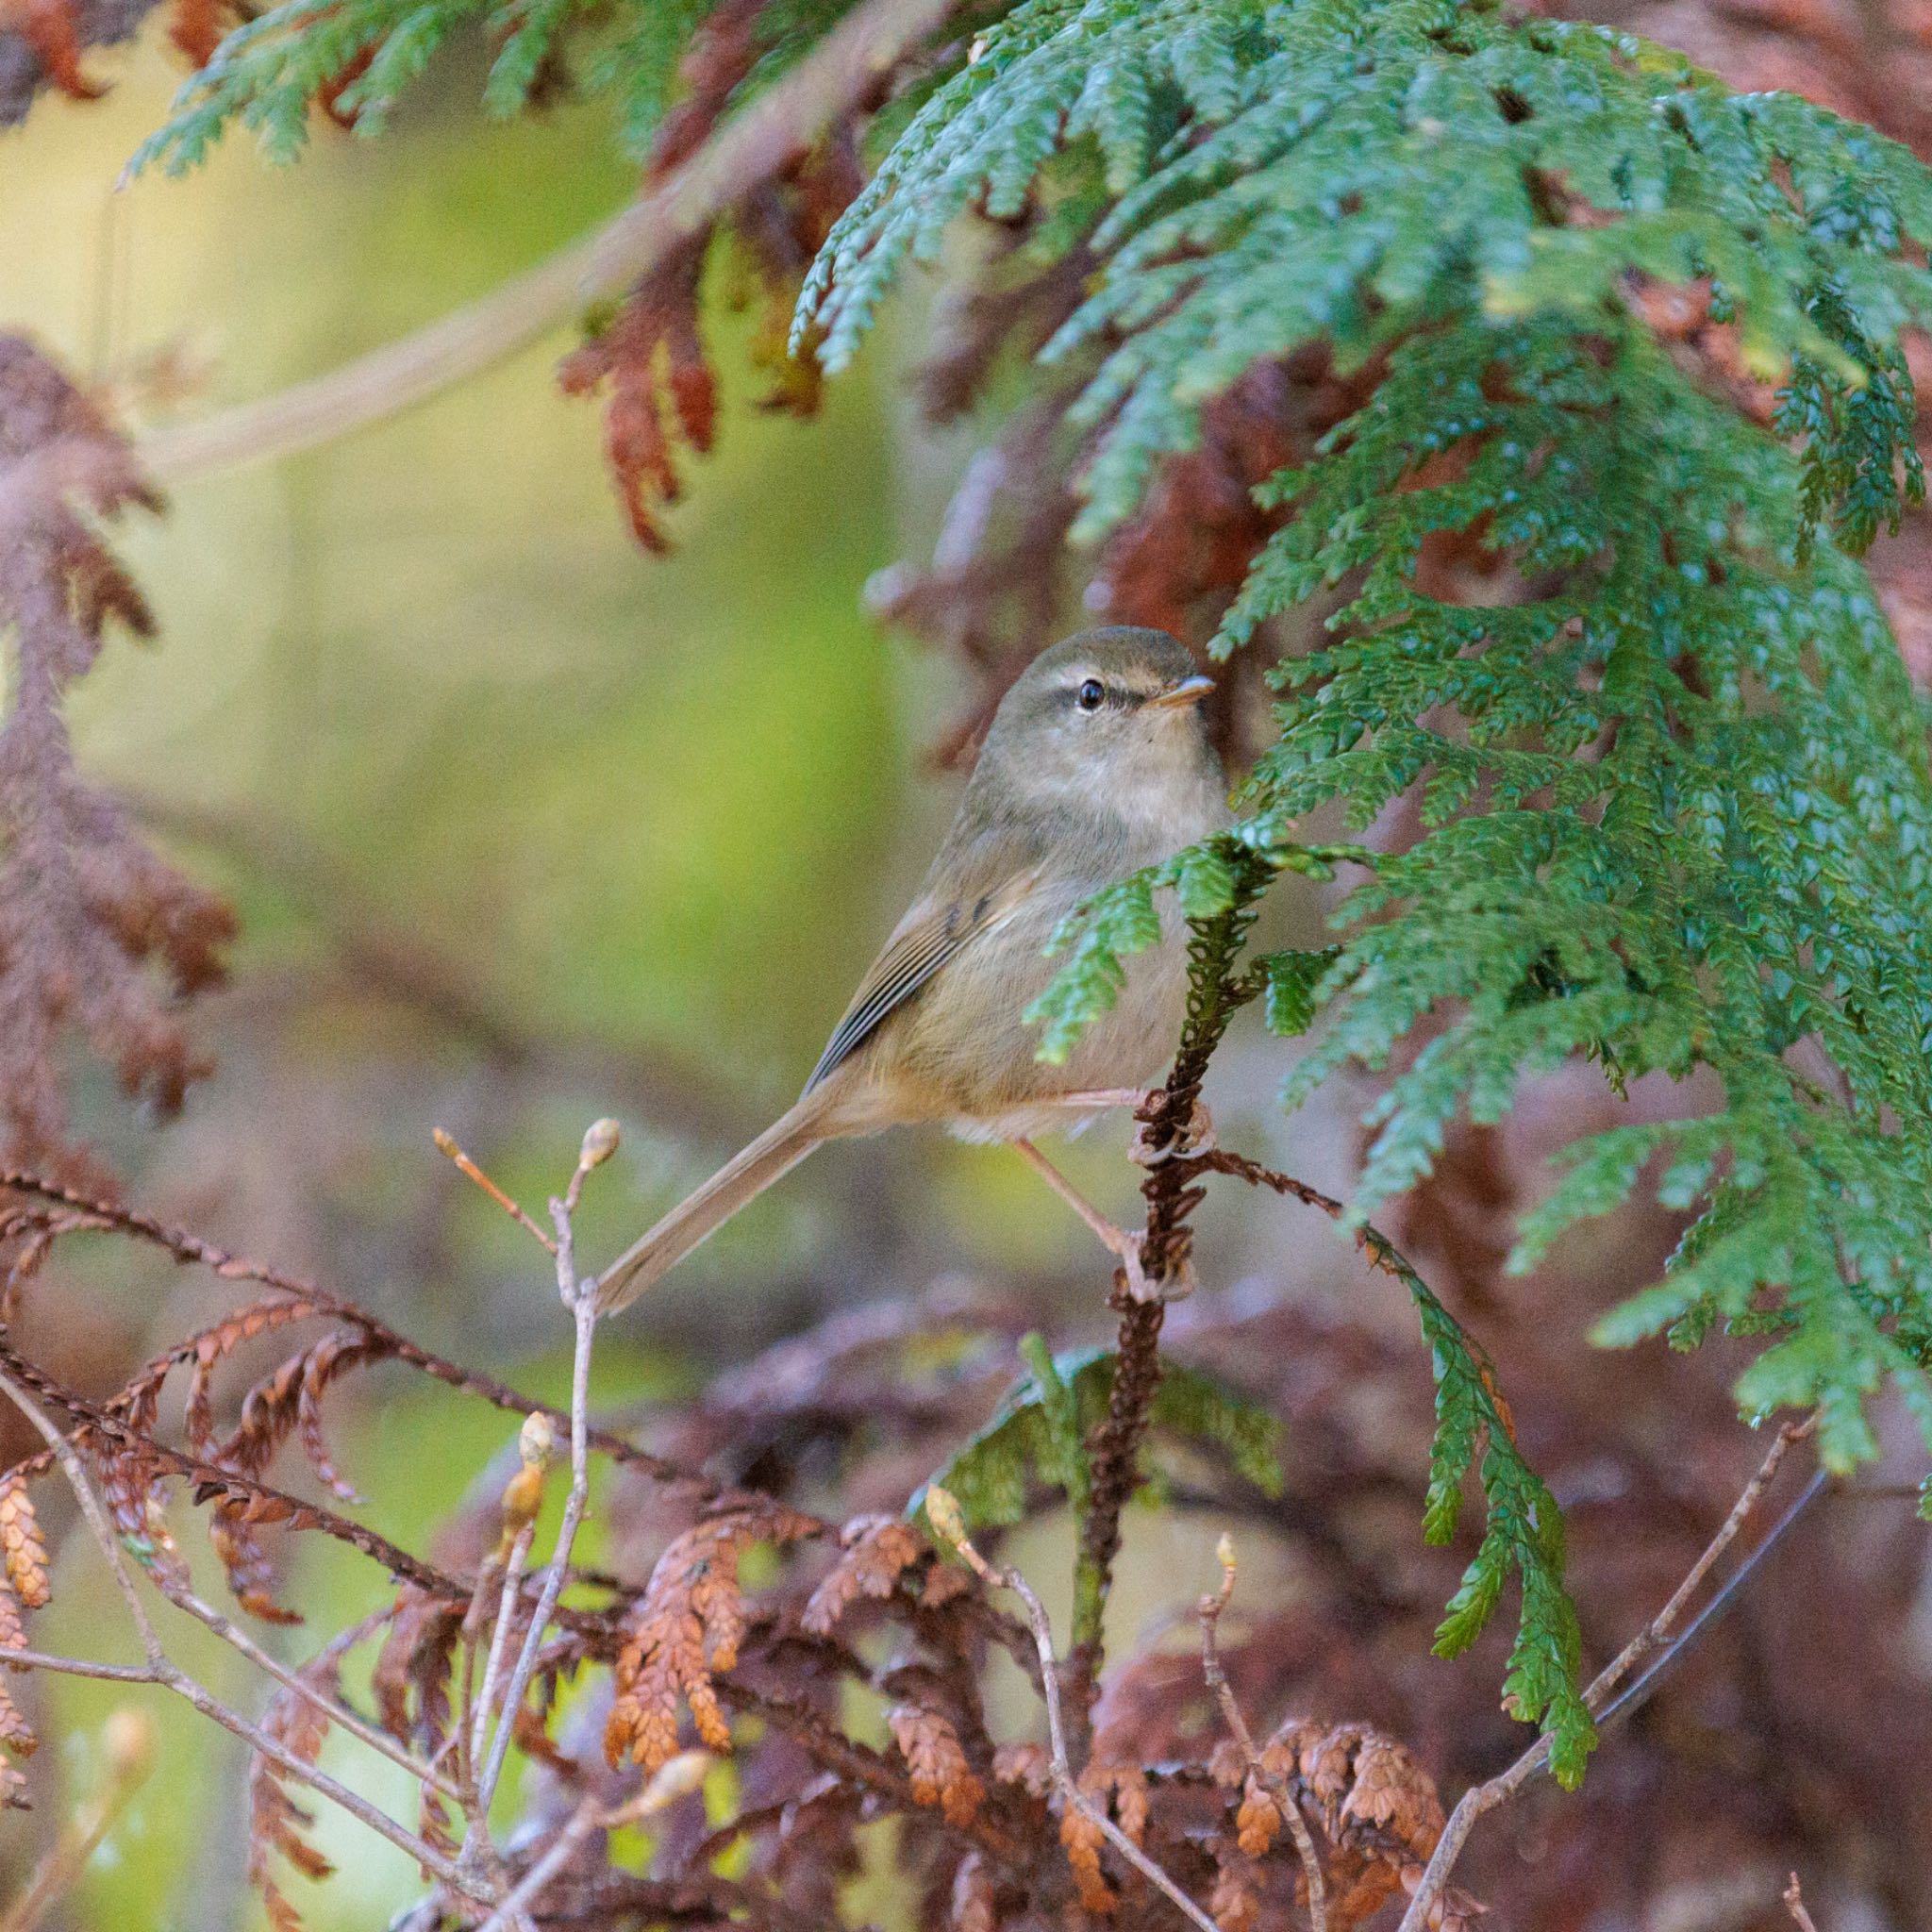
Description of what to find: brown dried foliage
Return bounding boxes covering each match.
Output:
[605,1503,822,1771]
[249,1647,340,1932]
[800,1510,925,1635]
[1056,1760,1149,1914]
[560,0,866,552]
[0,1154,1919,1931]
[1207,1719,1476,1932]
[0,338,233,1186]
[889,1699,985,1828]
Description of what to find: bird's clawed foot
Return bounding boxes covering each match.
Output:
[1128,1095,1216,1169]
[1112,1230,1198,1303]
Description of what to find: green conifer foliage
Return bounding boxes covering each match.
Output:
[797,0,1932,1494]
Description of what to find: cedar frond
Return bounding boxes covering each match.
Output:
[887,1701,984,1828]
[605,1504,820,1772]
[373,1587,461,1752]
[0,1474,50,1609]
[248,1650,339,1930]
[0,336,233,1185]
[800,1512,925,1636]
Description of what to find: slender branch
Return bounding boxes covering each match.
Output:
[131,0,952,487]
[469,1523,537,1778]
[474,1751,712,1932]
[156,1584,460,1803]
[1064,874,1268,1746]
[0,1646,158,1683]
[1392,1433,1825,1932]
[1580,1417,1815,1711]
[924,1490,1226,1932]
[1198,1536,1327,1932]
[0,1369,487,1907]
[436,1128,558,1254]
[471,1125,610,1845]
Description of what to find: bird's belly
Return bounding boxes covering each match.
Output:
[891,890,1193,1139]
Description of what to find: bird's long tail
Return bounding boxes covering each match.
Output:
[593,1101,826,1313]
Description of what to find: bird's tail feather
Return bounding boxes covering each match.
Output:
[594,1103,824,1313]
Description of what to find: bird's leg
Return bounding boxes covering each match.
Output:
[1010,1137,1162,1301]
[1041,1089,1218,1164]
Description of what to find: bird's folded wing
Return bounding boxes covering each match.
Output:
[802,865,1042,1095]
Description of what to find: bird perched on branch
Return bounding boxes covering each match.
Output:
[594,626,1228,1311]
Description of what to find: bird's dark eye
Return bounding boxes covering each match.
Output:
[1076,678,1106,712]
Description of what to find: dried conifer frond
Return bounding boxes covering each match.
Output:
[1058,1760,1149,1915]
[560,240,713,557]
[0,1579,26,1655]
[0,1473,50,1609]
[170,1299,326,1458]
[800,1512,925,1636]
[0,1670,36,1753]
[556,0,864,553]
[605,1504,820,1772]
[248,1648,339,1931]
[1208,1848,1262,1932]
[0,336,232,1183]
[991,1740,1049,1800]
[214,1329,386,1482]
[373,1586,461,1752]
[210,1501,303,1625]
[888,1701,984,1828]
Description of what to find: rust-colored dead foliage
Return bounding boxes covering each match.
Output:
[0,338,233,1186]
[558,0,867,552]
[0,1142,1920,1932]
[605,1502,823,1771]
[890,1699,985,1828]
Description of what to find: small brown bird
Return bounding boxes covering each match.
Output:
[594,626,1228,1312]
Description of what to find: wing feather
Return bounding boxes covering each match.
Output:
[802,867,1040,1094]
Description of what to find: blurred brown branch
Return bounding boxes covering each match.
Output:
[131,0,953,488]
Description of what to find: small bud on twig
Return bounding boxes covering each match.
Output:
[499,1413,557,1547]
[924,1484,966,1550]
[520,1412,558,1469]
[433,1128,558,1254]
[579,1118,621,1170]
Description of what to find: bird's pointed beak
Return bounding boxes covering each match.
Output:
[1147,673,1215,710]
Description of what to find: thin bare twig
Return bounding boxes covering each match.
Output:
[132,0,952,486]
[469,1522,537,1776]
[474,1751,711,1932]
[1786,1874,1823,1932]
[155,1584,459,1803]
[436,1128,558,1254]
[0,1369,487,1907]
[1392,1428,1825,1932]
[469,1124,611,1848]
[1198,1535,1327,1932]
[924,1489,1226,1932]
[1582,1417,1815,1711]
[1064,891,1264,1746]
